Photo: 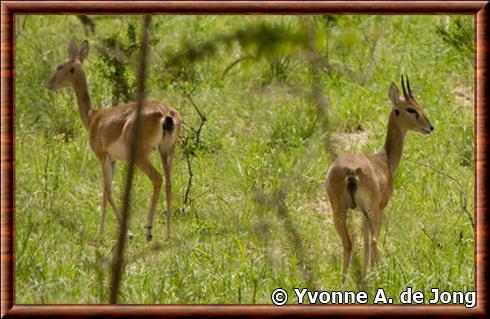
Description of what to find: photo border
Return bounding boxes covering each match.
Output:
[1,1,488,317]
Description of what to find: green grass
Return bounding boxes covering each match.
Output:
[15,15,474,304]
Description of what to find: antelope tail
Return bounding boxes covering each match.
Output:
[346,171,358,209]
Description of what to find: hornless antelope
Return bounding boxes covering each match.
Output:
[47,40,181,241]
[325,75,433,283]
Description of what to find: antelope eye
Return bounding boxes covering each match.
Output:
[406,107,419,119]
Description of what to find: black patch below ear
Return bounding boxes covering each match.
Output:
[395,110,400,116]
[69,67,75,74]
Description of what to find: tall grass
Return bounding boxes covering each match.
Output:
[15,15,474,303]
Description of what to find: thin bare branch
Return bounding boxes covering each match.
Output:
[419,162,474,229]
[320,24,383,85]
[305,20,329,121]
[185,90,207,130]
[254,187,316,289]
[183,139,194,207]
[110,15,152,304]
[303,18,335,158]
[181,89,207,207]
[222,55,254,78]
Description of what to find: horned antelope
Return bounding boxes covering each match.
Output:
[325,75,433,283]
[47,40,181,241]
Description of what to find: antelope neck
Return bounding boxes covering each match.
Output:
[382,110,407,175]
[73,70,93,130]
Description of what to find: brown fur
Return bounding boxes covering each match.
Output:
[47,40,181,241]
[325,77,433,283]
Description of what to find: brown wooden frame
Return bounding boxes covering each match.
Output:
[1,1,488,317]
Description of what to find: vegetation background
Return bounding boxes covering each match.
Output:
[15,15,474,304]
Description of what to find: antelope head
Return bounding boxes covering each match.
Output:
[388,75,434,135]
[47,40,89,91]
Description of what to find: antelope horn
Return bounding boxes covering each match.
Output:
[401,74,409,99]
[406,74,413,97]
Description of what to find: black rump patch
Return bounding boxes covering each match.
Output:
[163,116,175,131]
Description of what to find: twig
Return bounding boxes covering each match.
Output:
[222,55,253,78]
[183,140,194,207]
[419,162,474,229]
[78,15,96,35]
[304,18,335,158]
[110,15,152,304]
[254,188,316,289]
[320,23,383,85]
[15,16,29,38]
[185,90,207,125]
[306,22,329,121]
[421,226,443,248]
[181,88,207,207]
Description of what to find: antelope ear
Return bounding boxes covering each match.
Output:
[388,82,400,106]
[68,41,78,61]
[78,40,89,63]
